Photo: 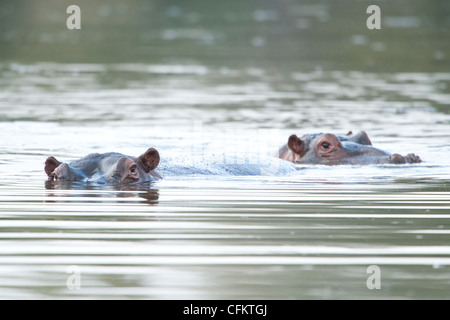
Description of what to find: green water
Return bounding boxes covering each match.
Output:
[2,0,449,72]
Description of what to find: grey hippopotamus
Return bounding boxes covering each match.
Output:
[279,131,421,165]
[45,148,161,184]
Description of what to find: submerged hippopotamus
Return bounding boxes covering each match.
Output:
[279,131,421,165]
[45,148,161,184]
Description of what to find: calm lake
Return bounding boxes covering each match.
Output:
[0,0,449,299]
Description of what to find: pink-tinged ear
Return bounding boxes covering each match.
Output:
[287,135,305,155]
[138,148,160,172]
[45,156,61,176]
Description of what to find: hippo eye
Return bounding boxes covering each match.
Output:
[321,141,330,149]
[130,165,137,174]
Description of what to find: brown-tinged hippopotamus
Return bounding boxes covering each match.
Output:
[279,131,421,165]
[45,148,161,184]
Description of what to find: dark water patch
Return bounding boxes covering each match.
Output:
[1,0,449,72]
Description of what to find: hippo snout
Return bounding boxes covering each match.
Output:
[389,153,421,164]
[50,163,86,181]
[50,163,68,181]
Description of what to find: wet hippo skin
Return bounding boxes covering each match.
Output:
[45,148,161,184]
[279,131,421,165]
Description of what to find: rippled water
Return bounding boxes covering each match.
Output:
[1,62,449,299]
[1,0,450,299]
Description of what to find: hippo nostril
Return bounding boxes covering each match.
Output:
[406,153,421,164]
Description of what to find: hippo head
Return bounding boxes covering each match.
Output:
[104,148,161,183]
[45,148,161,184]
[283,131,421,165]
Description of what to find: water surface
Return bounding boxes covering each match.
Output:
[0,0,450,299]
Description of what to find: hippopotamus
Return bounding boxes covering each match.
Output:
[279,131,421,165]
[45,148,161,184]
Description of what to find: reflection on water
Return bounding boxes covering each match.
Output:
[0,176,450,299]
[0,0,450,300]
[44,180,160,206]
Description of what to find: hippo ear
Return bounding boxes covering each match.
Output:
[350,131,372,146]
[287,135,305,155]
[45,156,61,176]
[138,148,160,172]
